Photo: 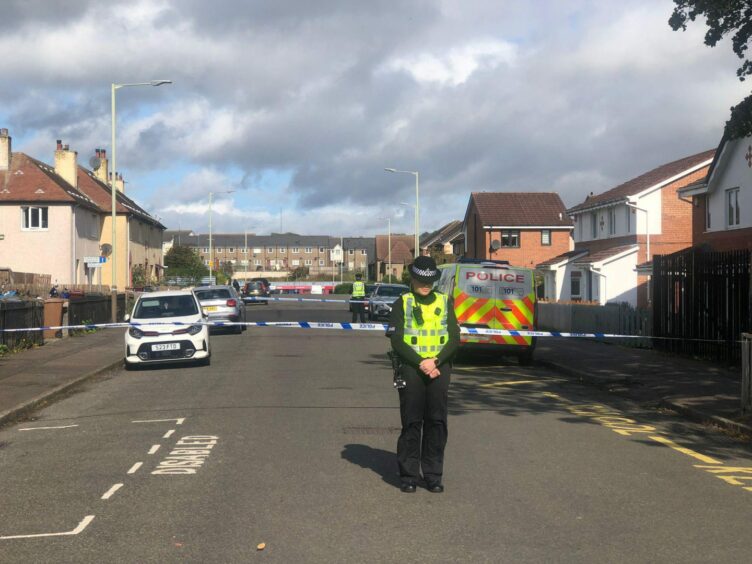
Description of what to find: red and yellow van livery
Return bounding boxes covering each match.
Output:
[437,260,536,363]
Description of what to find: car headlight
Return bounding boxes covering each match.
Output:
[187,324,203,336]
[128,327,144,339]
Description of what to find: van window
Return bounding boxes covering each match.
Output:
[457,267,532,299]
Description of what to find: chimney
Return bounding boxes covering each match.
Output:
[115,172,124,193]
[54,140,78,188]
[93,148,109,184]
[0,128,10,172]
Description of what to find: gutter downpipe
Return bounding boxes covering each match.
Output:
[71,205,78,285]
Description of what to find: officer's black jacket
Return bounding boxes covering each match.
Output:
[387,290,460,367]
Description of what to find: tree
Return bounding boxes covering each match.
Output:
[164,245,208,283]
[669,1,752,138]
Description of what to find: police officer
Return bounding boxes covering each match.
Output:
[388,256,460,493]
[351,273,367,323]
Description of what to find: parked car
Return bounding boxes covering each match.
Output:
[251,278,271,293]
[366,283,409,320]
[349,283,376,312]
[124,290,210,369]
[194,285,247,334]
[243,280,270,304]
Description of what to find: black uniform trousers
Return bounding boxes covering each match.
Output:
[351,301,366,323]
[396,363,450,484]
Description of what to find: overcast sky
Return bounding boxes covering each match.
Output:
[0,0,745,236]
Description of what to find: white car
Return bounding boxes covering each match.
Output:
[124,290,211,369]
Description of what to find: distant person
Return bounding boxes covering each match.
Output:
[387,256,460,493]
[351,273,366,323]
[232,279,241,292]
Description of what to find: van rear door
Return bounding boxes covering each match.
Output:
[453,264,535,347]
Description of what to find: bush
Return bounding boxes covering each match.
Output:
[333,283,353,294]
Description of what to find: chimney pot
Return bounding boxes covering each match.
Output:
[0,128,8,137]
[95,149,101,158]
[56,140,62,150]
[63,144,69,151]
[102,149,106,157]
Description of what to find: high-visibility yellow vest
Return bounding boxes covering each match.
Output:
[352,281,366,297]
[402,292,449,358]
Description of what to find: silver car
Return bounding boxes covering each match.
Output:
[366,283,409,320]
[194,285,247,334]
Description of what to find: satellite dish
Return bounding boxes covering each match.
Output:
[490,240,502,251]
[89,156,102,170]
[100,243,113,257]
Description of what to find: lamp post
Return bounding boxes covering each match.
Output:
[377,216,391,282]
[110,79,171,322]
[208,190,235,284]
[385,168,419,258]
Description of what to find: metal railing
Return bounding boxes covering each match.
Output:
[742,333,752,413]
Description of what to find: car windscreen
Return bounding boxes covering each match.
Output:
[194,289,232,301]
[134,295,199,319]
[458,267,533,299]
[247,282,262,290]
[377,286,407,297]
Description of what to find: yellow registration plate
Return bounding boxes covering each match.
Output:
[204,306,218,312]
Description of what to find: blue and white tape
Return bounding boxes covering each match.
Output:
[243,296,367,304]
[0,320,711,341]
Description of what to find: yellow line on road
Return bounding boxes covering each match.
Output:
[480,380,539,388]
[648,435,721,465]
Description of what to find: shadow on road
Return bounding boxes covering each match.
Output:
[341,444,401,488]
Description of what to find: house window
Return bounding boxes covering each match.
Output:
[706,197,711,230]
[292,247,300,253]
[253,247,262,254]
[319,259,325,266]
[348,249,354,255]
[319,247,326,253]
[228,247,235,253]
[570,271,582,298]
[541,229,551,246]
[216,248,223,253]
[254,259,261,266]
[279,247,286,254]
[242,248,248,254]
[626,207,631,233]
[361,249,367,255]
[304,259,312,266]
[202,247,209,253]
[590,212,597,239]
[727,188,741,227]
[305,247,312,253]
[21,206,48,230]
[608,208,616,235]
[267,247,274,253]
[292,259,300,266]
[501,230,520,248]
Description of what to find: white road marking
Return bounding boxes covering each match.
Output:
[127,462,143,474]
[101,483,124,500]
[132,418,186,425]
[18,425,78,432]
[148,445,161,455]
[0,515,95,540]
[163,430,175,439]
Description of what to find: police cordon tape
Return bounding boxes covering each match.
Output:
[243,296,370,304]
[0,319,734,342]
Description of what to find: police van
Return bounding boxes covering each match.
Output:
[436,259,537,364]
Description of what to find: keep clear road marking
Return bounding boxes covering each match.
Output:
[127,462,143,475]
[0,515,95,540]
[132,418,186,425]
[101,483,124,500]
[148,445,161,455]
[163,430,175,439]
[18,425,79,431]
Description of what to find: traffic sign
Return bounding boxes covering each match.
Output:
[84,256,106,263]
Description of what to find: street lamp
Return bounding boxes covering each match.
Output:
[377,216,391,282]
[385,168,420,258]
[110,79,172,321]
[208,190,235,283]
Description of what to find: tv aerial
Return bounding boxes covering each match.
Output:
[490,240,502,251]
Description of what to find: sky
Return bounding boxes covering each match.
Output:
[0,0,745,237]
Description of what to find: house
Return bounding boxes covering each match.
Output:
[375,234,415,281]
[540,149,715,306]
[162,229,196,255]
[0,130,102,285]
[183,233,375,278]
[677,135,752,251]
[75,148,166,288]
[463,192,573,267]
[420,220,464,258]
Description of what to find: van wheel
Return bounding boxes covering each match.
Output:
[518,350,534,366]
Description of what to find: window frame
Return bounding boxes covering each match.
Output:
[304,247,312,254]
[590,212,597,239]
[608,208,616,235]
[726,187,741,228]
[500,229,520,248]
[541,229,551,246]
[570,271,582,298]
[21,206,49,231]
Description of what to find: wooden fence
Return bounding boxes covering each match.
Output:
[0,300,44,348]
[652,248,751,365]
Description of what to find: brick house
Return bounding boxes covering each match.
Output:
[375,234,415,281]
[539,149,714,307]
[420,220,464,258]
[677,135,752,251]
[463,192,573,267]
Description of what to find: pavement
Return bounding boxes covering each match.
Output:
[0,311,749,437]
